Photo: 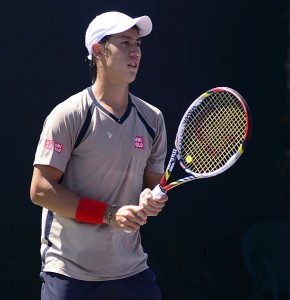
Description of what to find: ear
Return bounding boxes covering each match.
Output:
[92,43,102,58]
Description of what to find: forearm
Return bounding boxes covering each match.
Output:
[30,173,80,219]
[30,165,147,229]
[143,171,163,189]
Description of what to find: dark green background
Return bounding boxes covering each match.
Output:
[2,0,288,299]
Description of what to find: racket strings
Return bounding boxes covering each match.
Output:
[178,91,247,174]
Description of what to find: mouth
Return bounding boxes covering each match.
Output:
[128,62,138,68]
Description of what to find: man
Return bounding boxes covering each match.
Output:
[30,11,168,300]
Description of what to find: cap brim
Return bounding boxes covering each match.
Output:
[106,15,152,37]
[134,16,152,37]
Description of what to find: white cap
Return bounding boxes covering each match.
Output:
[85,11,153,60]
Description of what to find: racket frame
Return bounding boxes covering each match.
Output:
[153,87,252,195]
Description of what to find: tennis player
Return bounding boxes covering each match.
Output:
[30,11,168,300]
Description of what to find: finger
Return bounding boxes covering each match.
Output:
[123,224,138,233]
[148,200,165,209]
[143,206,159,217]
[124,216,146,231]
[153,195,168,203]
[125,209,147,225]
[136,210,147,220]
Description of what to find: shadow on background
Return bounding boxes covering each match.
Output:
[242,221,290,300]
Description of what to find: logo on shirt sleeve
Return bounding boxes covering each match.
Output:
[44,139,64,153]
[134,136,144,149]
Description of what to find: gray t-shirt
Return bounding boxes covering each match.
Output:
[33,87,167,281]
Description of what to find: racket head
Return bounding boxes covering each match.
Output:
[175,87,252,178]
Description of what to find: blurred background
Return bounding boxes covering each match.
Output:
[1,0,289,299]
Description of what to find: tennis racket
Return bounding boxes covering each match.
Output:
[151,86,252,196]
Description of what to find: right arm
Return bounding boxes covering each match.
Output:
[30,164,147,231]
[30,164,79,218]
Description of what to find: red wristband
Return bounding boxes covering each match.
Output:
[75,197,107,224]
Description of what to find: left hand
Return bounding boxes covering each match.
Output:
[139,188,168,216]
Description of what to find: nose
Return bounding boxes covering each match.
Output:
[130,48,141,58]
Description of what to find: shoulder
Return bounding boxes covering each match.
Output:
[42,88,93,136]
[49,88,91,119]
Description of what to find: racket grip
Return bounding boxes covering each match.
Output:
[151,184,166,196]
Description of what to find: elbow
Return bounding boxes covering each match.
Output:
[30,185,44,206]
[30,190,38,206]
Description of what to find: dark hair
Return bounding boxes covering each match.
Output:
[88,35,110,84]
[88,25,141,84]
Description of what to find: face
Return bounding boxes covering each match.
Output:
[97,28,142,84]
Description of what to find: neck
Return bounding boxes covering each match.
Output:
[92,78,129,103]
[91,79,129,118]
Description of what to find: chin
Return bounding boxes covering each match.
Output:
[128,75,137,84]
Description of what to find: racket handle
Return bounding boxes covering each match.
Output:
[151,184,166,196]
